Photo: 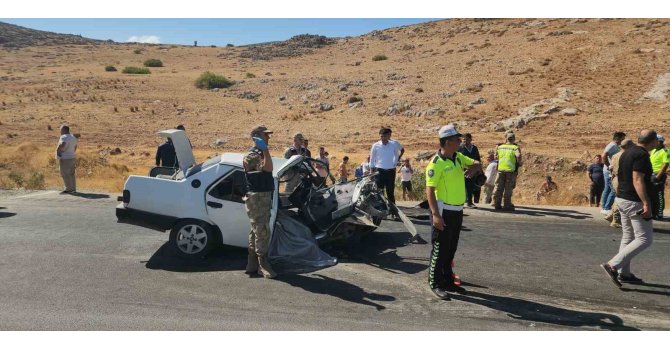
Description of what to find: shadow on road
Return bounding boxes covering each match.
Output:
[323,230,428,275]
[451,290,639,330]
[0,211,16,219]
[476,206,592,220]
[69,192,110,199]
[277,273,395,310]
[653,227,670,234]
[144,243,247,272]
[620,281,670,297]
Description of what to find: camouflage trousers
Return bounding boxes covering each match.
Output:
[245,191,273,256]
[493,171,517,208]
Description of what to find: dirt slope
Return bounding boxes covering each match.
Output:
[0,18,669,202]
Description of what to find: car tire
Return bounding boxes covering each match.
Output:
[169,219,216,259]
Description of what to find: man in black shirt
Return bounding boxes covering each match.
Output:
[587,155,605,206]
[458,133,481,207]
[155,138,177,168]
[601,130,657,288]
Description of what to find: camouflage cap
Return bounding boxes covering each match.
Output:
[251,125,273,136]
[293,132,305,141]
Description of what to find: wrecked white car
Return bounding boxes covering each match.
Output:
[116,129,416,264]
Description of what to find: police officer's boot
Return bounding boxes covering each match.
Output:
[257,255,277,279]
[245,248,259,274]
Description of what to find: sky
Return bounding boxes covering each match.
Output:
[0,19,440,46]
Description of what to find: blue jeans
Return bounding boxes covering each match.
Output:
[601,174,616,210]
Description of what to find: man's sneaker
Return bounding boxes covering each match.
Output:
[467,202,475,208]
[618,274,644,284]
[445,284,467,295]
[600,263,622,288]
[600,209,611,215]
[431,287,451,300]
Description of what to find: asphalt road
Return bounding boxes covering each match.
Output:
[0,190,668,330]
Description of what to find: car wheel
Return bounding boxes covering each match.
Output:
[169,219,215,259]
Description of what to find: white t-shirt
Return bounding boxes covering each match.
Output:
[485,161,498,185]
[369,140,403,170]
[57,133,77,160]
[603,141,620,175]
[400,165,413,182]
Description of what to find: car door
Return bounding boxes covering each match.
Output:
[205,168,250,248]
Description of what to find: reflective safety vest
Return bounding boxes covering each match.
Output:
[497,144,519,172]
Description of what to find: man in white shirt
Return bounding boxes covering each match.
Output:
[369,128,404,205]
[56,125,78,193]
[399,158,414,200]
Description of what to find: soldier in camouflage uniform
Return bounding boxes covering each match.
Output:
[243,125,277,278]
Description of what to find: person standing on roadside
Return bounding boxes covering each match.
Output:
[338,156,350,184]
[370,128,404,206]
[243,125,277,279]
[588,155,605,207]
[606,139,635,228]
[601,132,626,215]
[425,124,482,300]
[649,134,668,220]
[493,132,522,211]
[56,125,78,194]
[601,130,657,287]
[458,133,481,207]
[399,158,414,200]
[483,151,498,204]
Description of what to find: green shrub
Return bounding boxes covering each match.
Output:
[8,171,24,188]
[372,54,388,61]
[226,43,234,47]
[133,48,142,54]
[26,171,45,190]
[245,72,256,78]
[122,66,151,74]
[194,71,234,89]
[105,65,117,72]
[143,59,163,67]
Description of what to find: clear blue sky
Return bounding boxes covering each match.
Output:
[0,19,440,46]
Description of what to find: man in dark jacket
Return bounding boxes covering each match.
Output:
[458,133,481,207]
[155,138,177,168]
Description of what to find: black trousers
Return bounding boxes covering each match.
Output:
[376,168,397,204]
[589,182,604,206]
[428,209,463,289]
[465,178,481,204]
[652,176,666,218]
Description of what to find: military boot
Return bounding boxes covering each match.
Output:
[245,248,259,274]
[257,255,277,279]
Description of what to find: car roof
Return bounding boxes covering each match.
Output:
[219,152,291,176]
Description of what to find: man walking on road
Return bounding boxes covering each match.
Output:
[370,128,404,206]
[458,133,481,207]
[56,125,78,194]
[601,130,658,287]
[243,125,277,279]
[425,124,481,300]
[493,132,521,211]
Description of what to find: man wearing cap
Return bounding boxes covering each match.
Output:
[243,125,277,278]
[650,134,668,220]
[493,132,522,210]
[370,128,404,208]
[425,124,482,300]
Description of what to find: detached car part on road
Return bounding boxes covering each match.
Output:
[116,129,417,262]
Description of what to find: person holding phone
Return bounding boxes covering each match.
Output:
[601,130,657,287]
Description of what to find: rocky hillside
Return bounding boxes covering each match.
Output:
[1,19,669,201]
[0,21,103,48]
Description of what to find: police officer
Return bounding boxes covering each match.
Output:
[243,125,277,278]
[493,132,522,211]
[425,124,482,300]
[650,134,668,220]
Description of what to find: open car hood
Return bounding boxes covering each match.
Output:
[158,129,195,174]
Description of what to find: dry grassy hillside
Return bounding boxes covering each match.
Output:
[1,19,669,204]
